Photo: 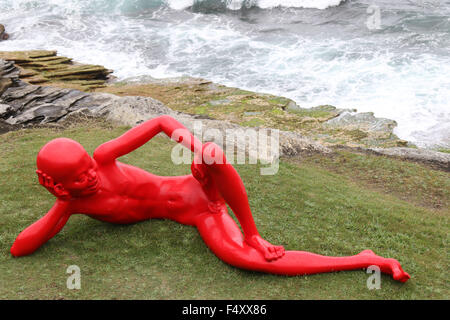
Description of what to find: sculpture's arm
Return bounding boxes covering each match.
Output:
[10,200,70,257]
[93,115,202,163]
[44,211,71,242]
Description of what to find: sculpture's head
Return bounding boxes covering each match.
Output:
[36,138,100,198]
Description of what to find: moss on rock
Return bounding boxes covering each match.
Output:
[95,78,409,148]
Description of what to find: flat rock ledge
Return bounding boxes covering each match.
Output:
[0,50,111,90]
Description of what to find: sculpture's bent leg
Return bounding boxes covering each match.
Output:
[191,142,284,261]
[194,210,410,282]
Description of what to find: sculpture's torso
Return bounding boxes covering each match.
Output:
[69,161,211,226]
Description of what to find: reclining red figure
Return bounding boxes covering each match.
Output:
[10,115,410,282]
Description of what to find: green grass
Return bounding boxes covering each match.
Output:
[0,124,448,299]
[301,150,450,210]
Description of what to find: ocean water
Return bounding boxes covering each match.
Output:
[0,0,449,148]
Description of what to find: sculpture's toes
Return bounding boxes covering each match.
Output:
[275,245,285,259]
[392,265,411,283]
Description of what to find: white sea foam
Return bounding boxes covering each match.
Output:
[0,0,449,148]
[256,0,344,10]
[164,0,345,10]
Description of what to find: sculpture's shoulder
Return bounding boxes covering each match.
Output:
[93,144,112,165]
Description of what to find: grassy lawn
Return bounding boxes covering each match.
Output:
[0,123,448,299]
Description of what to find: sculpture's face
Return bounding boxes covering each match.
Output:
[37,138,102,199]
[60,153,100,197]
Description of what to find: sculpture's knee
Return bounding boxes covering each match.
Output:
[202,142,226,165]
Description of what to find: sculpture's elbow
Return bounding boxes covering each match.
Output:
[158,114,175,123]
[10,238,34,257]
[10,241,24,257]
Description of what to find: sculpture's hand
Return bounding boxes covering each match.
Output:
[191,153,209,187]
[245,235,285,262]
[36,170,53,189]
[36,170,70,200]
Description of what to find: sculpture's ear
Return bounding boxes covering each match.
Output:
[53,183,70,199]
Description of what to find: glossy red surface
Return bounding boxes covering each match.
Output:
[10,115,410,282]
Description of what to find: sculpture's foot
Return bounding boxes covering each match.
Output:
[358,249,410,283]
[385,258,411,283]
[245,235,285,262]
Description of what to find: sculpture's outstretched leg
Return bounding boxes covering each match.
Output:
[194,209,410,282]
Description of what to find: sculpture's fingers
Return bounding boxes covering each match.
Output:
[271,246,285,259]
[36,170,45,185]
[276,246,285,257]
[43,174,49,186]
[45,174,54,187]
[265,251,279,262]
[191,161,209,187]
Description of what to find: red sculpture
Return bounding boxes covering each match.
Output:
[10,115,410,282]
